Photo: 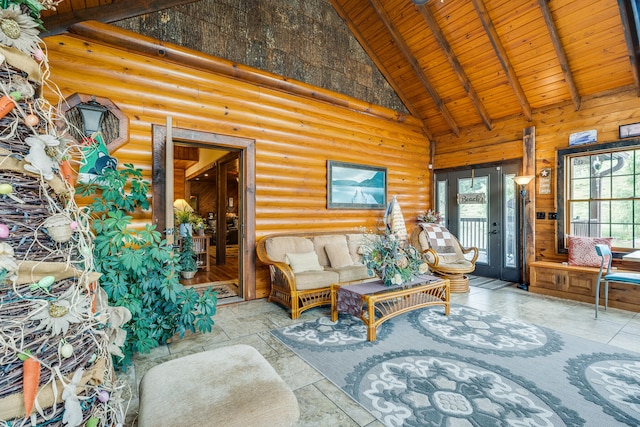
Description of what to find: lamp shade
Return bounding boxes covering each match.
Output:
[173,198,194,212]
[513,175,534,186]
[76,101,108,136]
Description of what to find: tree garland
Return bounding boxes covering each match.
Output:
[0,1,129,426]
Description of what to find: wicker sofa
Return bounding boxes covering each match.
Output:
[256,231,375,319]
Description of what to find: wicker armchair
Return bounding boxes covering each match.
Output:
[409,224,478,292]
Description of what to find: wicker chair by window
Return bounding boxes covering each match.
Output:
[409,223,478,292]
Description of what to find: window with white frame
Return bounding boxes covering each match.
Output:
[563,145,640,250]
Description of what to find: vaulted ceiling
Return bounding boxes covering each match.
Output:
[41,0,640,138]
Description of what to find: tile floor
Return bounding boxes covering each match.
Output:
[122,284,640,426]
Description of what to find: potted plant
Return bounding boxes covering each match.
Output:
[179,234,198,279]
[77,164,217,368]
[175,210,193,237]
[193,216,206,236]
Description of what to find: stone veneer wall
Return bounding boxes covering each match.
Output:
[113,0,408,113]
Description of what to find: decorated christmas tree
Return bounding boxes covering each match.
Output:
[0,1,128,425]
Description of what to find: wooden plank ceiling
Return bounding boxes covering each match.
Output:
[42,0,640,138]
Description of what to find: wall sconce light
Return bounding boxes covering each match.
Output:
[75,97,108,136]
[61,93,129,152]
[513,175,534,290]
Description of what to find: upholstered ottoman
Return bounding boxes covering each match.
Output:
[138,344,299,427]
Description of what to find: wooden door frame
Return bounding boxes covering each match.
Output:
[152,125,257,300]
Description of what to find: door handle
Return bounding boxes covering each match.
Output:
[489,230,498,234]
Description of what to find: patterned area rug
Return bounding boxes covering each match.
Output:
[189,280,239,299]
[272,305,640,426]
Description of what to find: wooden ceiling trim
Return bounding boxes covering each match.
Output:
[470,0,532,121]
[536,0,581,110]
[41,0,201,37]
[329,0,433,140]
[617,0,640,96]
[368,0,460,136]
[416,4,492,131]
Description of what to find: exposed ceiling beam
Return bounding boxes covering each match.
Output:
[329,0,434,141]
[416,3,493,130]
[369,0,460,137]
[617,0,640,96]
[537,0,581,110]
[41,0,201,37]
[471,0,533,121]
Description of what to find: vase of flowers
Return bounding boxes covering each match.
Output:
[361,230,429,287]
[418,209,443,224]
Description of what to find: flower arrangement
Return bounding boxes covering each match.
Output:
[0,1,64,57]
[193,215,206,230]
[361,230,429,287]
[418,209,443,224]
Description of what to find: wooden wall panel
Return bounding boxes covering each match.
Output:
[435,87,640,264]
[44,29,431,299]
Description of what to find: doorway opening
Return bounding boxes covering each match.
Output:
[434,162,520,282]
[174,147,241,300]
[152,125,256,303]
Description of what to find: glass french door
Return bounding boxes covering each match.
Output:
[434,163,520,282]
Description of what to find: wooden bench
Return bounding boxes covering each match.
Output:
[530,260,640,315]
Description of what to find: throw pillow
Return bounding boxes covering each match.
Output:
[567,235,613,267]
[285,251,324,273]
[325,242,354,268]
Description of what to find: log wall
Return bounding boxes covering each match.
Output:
[435,87,640,263]
[43,23,431,298]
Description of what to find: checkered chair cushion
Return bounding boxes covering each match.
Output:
[420,223,456,254]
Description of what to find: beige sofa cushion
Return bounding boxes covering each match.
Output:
[312,235,349,267]
[265,236,314,263]
[285,251,323,273]
[295,270,340,290]
[325,241,353,268]
[326,264,372,283]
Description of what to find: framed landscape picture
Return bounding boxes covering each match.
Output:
[327,160,387,209]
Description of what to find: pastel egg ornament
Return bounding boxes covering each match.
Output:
[33,48,44,61]
[97,390,110,403]
[24,113,39,127]
[0,183,23,203]
[0,224,9,238]
[59,341,73,358]
[0,183,12,195]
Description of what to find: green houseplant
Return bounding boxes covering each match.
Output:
[179,234,198,278]
[175,209,194,237]
[77,164,217,368]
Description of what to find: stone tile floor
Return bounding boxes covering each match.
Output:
[122,284,640,426]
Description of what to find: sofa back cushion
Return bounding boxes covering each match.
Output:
[265,236,314,263]
[285,251,324,273]
[325,242,353,268]
[312,235,349,267]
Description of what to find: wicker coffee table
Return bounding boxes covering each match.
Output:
[330,275,450,341]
